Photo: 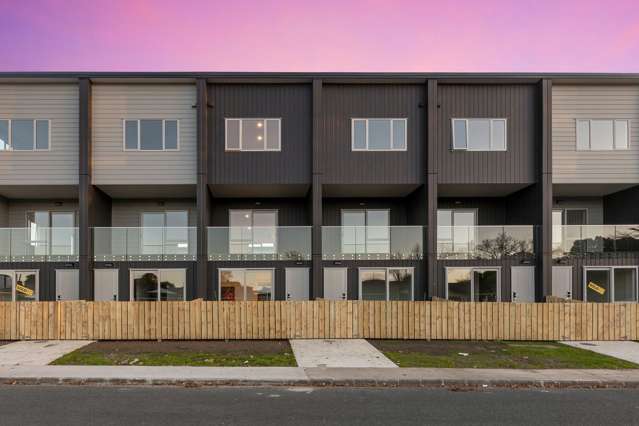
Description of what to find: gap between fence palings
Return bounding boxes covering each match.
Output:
[0,301,637,341]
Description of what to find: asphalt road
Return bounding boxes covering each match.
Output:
[1,385,639,425]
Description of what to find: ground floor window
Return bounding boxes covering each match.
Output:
[358,267,413,301]
[446,267,500,302]
[129,269,186,301]
[0,270,38,301]
[584,267,637,303]
[219,268,274,301]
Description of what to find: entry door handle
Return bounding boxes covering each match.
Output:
[341,293,346,300]
[287,293,291,300]
[512,291,517,300]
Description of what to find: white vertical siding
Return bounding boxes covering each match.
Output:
[111,200,196,227]
[0,84,79,185]
[8,200,79,227]
[92,84,197,185]
[552,85,639,183]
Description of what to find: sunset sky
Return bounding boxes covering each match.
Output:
[1,0,638,72]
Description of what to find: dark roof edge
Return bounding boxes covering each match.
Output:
[0,72,637,79]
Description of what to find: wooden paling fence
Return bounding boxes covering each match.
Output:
[0,301,638,341]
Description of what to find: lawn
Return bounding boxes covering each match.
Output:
[370,340,639,369]
[51,340,297,367]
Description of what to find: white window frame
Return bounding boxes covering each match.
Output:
[129,268,187,301]
[0,270,39,301]
[358,267,414,301]
[351,118,408,152]
[576,119,630,151]
[0,119,51,152]
[583,266,638,303]
[451,118,507,152]
[445,267,502,302]
[218,268,276,301]
[224,118,282,152]
[122,119,180,152]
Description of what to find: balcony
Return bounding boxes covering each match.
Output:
[207,226,311,261]
[322,226,423,260]
[93,227,197,261]
[552,225,639,258]
[0,227,78,262]
[437,226,535,260]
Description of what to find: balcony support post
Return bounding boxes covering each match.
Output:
[78,78,93,300]
[196,78,211,300]
[311,79,323,299]
[426,79,439,299]
[539,79,553,300]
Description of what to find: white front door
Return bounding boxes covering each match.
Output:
[94,269,119,301]
[511,266,535,303]
[323,267,347,300]
[56,269,79,301]
[552,266,573,299]
[285,268,309,300]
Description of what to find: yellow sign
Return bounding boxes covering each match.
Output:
[587,281,606,295]
[15,284,33,297]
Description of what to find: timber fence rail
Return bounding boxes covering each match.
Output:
[0,301,637,341]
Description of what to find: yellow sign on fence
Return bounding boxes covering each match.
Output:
[587,281,606,295]
[15,284,33,297]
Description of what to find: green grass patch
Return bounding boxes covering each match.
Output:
[50,341,297,367]
[371,340,639,369]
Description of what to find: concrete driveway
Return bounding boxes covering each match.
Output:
[290,339,397,368]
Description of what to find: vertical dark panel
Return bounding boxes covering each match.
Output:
[319,84,425,184]
[540,79,553,299]
[209,84,312,185]
[427,80,438,298]
[312,80,323,298]
[78,78,92,300]
[196,78,211,300]
[505,184,540,225]
[436,84,537,184]
[604,185,639,223]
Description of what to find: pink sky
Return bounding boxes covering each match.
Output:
[1,0,638,72]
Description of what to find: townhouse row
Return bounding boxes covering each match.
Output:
[0,73,638,305]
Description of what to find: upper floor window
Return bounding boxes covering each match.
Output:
[123,119,179,151]
[0,119,50,151]
[452,118,507,151]
[576,119,629,151]
[351,118,407,151]
[225,118,281,152]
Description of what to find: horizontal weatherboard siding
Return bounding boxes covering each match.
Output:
[0,84,79,185]
[92,84,197,185]
[552,85,639,183]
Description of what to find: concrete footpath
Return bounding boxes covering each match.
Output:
[2,365,639,388]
